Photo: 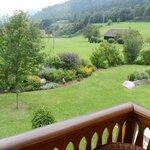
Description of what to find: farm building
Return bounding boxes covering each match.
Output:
[104,29,128,40]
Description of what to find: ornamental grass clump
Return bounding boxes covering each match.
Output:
[27,75,41,87]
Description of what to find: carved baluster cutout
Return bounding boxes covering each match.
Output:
[143,128,150,150]
[91,132,98,150]
[112,123,120,143]
[79,137,87,150]
[102,128,109,145]
[66,142,74,150]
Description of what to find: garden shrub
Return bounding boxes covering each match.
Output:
[47,68,65,82]
[46,56,64,69]
[128,73,136,81]
[25,85,35,91]
[77,66,86,78]
[64,70,76,81]
[58,52,81,70]
[90,42,123,68]
[83,66,93,75]
[135,56,144,65]
[135,72,143,80]
[81,59,91,67]
[146,69,150,76]
[123,29,143,64]
[108,38,115,43]
[32,106,55,129]
[27,75,41,87]
[40,82,59,90]
[134,72,149,80]
[114,33,124,44]
[140,49,150,65]
[77,66,93,78]
[117,38,124,44]
[89,36,101,43]
[128,71,149,81]
[39,67,51,79]
[140,72,149,79]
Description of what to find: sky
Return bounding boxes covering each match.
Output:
[0,0,68,15]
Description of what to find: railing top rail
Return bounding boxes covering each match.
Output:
[0,102,134,150]
[133,104,150,120]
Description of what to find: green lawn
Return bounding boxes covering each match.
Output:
[0,65,150,138]
[42,36,99,59]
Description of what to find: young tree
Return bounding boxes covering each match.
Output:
[123,29,143,64]
[117,18,121,23]
[83,24,100,42]
[0,11,43,109]
[107,19,113,25]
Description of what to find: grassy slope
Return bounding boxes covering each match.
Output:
[0,65,149,138]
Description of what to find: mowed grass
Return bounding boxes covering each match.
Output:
[0,65,150,138]
[43,22,150,59]
[42,36,98,59]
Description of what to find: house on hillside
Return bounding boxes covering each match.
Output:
[104,29,128,40]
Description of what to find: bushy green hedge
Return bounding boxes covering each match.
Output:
[32,107,55,129]
[108,38,115,43]
[47,68,65,82]
[89,36,102,43]
[140,49,150,65]
[27,75,41,87]
[90,42,124,68]
[64,70,76,81]
[58,52,81,70]
[128,71,149,81]
[46,56,64,69]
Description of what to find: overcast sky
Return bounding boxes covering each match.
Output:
[0,0,68,15]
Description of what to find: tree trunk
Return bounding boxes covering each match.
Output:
[16,92,19,110]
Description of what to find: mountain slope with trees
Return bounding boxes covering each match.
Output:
[34,0,150,36]
[34,0,150,22]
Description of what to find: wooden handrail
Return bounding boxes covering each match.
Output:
[0,102,149,150]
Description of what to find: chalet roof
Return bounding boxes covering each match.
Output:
[104,29,128,37]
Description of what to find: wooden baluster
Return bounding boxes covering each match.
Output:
[85,135,92,150]
[117,121,124,142]
[96,128,104,148]
[124,114,136,144]
[107,123,116,144]
[73,139,80,150]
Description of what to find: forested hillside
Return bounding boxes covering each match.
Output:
[34,0,150,22]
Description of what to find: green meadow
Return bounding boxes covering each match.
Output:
[0,22,150,138]
[43,22,150,59]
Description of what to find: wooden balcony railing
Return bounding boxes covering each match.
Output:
[0,102,150,150]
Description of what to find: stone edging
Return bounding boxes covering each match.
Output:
[133,79,150,86]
